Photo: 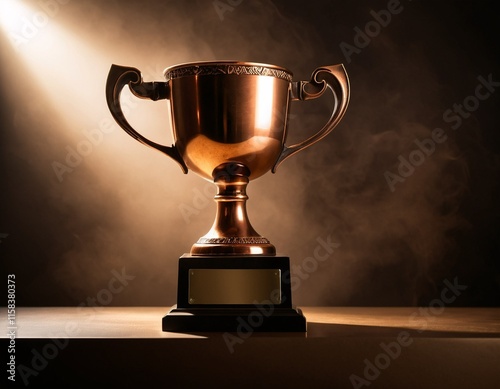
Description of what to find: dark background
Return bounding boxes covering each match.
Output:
[0,0,498,308]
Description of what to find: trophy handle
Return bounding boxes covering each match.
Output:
[105,64,188,173]
[272,64,350,172]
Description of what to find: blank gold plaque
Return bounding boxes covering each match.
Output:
[188,269,281,305]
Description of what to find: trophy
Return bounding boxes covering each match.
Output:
[106,61,349,332]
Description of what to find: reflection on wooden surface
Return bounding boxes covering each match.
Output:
[1,307,499,338]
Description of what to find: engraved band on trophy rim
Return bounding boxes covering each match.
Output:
[196,237,272,244]
[164,64,293,82]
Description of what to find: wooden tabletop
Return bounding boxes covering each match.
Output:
[2,306,499,338]
[2,307,499,389]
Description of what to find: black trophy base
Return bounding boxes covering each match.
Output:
[162,305,306,332]
[162,254,307,333]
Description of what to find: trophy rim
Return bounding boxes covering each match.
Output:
[163,60,293,82]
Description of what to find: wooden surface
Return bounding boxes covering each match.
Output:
[1,307,499,388]
[1,306,499,338]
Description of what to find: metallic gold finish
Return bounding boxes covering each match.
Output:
[166,62,291,181]
[105,61,350,256]
[188,269,281,305]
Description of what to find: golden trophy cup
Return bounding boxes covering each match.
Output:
[106,61,349,332]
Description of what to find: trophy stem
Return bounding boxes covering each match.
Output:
[190,163,276,256]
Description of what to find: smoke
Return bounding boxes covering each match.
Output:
[0,0,498,307]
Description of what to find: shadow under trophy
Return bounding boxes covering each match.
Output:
[106,61,349,332]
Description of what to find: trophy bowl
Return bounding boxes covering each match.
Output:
[106,61,349,256]
[165,61,292,181]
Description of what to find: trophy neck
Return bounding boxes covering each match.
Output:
[190,163,276,256]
